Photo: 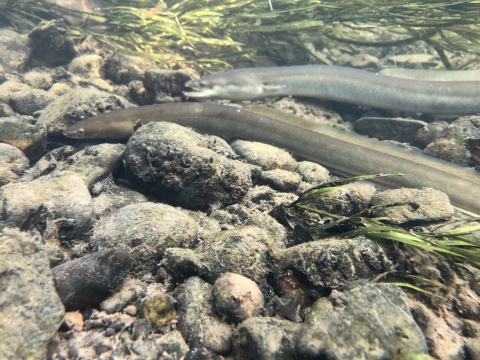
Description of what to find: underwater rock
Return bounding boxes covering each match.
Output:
[0,170,93,238]
[370,187,454,224]
[296,281,427,359]
[68,54,105,79]
[23,70,55,89]
[295,161,329,185]
[143,68,193,103]
[92,183,147,219]
[99,278,145,314]
[37,87,134,137]
[138,292,177,328]
[233,317,300,360]
[51,248,131,311]
[231,139,297,171]
[413,121,449,148]
[354,116,427,143]
[28,20,77,67]
[0,227,65,360]
[155,330,190,358]
[105,53,156,85]
[0,143,29,186]
[91,202,198,277]
[423,115,480,166]
[0,115,47,162]
[0,102,14,116]
[9,88,58,115]
[0,80,31,103]
[213,272,264,323]
[123,121,252,210]
[22,145,75,181]
[0,29,31,72]
[175,277,233,355]
[257,168,302,192]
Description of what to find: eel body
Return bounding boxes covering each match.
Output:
[379,67,480,81]
[64,102,480,214]
[184,65,480,115]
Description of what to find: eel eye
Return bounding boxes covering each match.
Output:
[78,128,85,136]
[199,80,206,88]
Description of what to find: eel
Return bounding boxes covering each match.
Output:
[64,102,480,214]
[380,67,480,81]
[184,65,480,115]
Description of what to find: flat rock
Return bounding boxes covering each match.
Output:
[0,227,65,360]
[231,139,297,171]
[355,117,427,143]
[0,170,93,238]
[175,277,233,355]
[0,143,29,186]
[295,161,329,185]
[51,248,131,311]
[258,169,302,192]
[91,202,198,277]
[124,121,252,210]
[9,89,58,115]
[233,317,300,360]
[296,281,428,359]
[0,115,47,162]
[370,187,454,224]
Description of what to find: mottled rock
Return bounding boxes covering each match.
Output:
[0,81,30,103]
[355,117,427,143]
[139,292,177,328]
[105,53,156,84]
[48,82,71,96]
[124,121,252,210]
[175,277,233,355]
[0,115,47,162]
[91,202,198,276]
[93,183,147,219]
[275,237,393,295]
[413,121,449,148]
[23,70,54,89]
[69,54,104,78]
[22,145,76,181]
[0,102,14,117]
[155,330,190,358]
[52,248,131,311]
[0,143,29,186]
[0,28,31,72]
[28,20,77,67]
[9,89,58,115]
[295,161,329,184]
[423,115,480,165]
[99,278,145,314]
[233,317,300,360]
[258,169,302,192]
[349,53,379,69]
[0,228,65,360]
[143,69,193,102]
[370,187,454,224]
[213,272,264,323]
[231,139,297,171]
[38,87,133,137]
[296,281,427,359]
[0,170,93,238]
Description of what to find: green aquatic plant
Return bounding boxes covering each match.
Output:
[3,0,480,68]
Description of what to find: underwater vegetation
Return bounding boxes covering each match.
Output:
[2,0,480,68]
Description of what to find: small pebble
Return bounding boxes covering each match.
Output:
[139,292,177,328]
[125,305,138,317]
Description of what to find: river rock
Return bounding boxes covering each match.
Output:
[0,170,93,238]
[0,227,65,360]
[91,202,198,277]
[92,183,147,219]
[355,116,427,143]
[175,277,233,355]
[0,80,30,103]
[413,121,448,148]
[233,317,300,360]
[258,169,302,192]
[0,115,47,162]
[9,88,58,115]
[295,161,329,184]
[105,53,156,84]
[231,139,297,171]
[296,281,428,359]
[22,145,76,181]
[99,278,145,314]
[23,70,54,89]
[0,102,14,116]
[155,330,190,358]
[123,121,252,210]
[51,248,131,311]
[0,143,29,186]
[0,28,31,72]
[69,54,105,78]
[143,69,193,102]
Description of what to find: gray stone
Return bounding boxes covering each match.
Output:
[92,183,147,219]
[0,170,93,239]
[9,89,58,115]
[22,145,76,181]
[105,53,156,84]
[124,121,252,210]
[52,248,131,311]
[68,54,105,78]
[37,87,134,137]
[355,117,427,143]
[370,187,454,224]
[143,69,193,102]
[175,277,233,355]
[0,102,14,117]
[0,115,47,162]
[295,161,329,185]
[99,278,145,314]
[0,29,31,72]
[0,227,65,360]
[296,281,428,359]
[258,169,301,192]
[91,202,198,276]
[213,272,264,323]
[0,143,29,186]
[0,81,30,103]
[413,121,448,148]
[233,317,300,360]
[231,139,297,170]
[155,330,190,357]
[131,339,162,357]
[23,70,54,89]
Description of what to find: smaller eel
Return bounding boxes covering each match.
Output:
[64,102,480,214]
[184,65,480,115]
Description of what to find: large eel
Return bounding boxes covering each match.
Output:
[64,102,480,214]
[184,65,480,115]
